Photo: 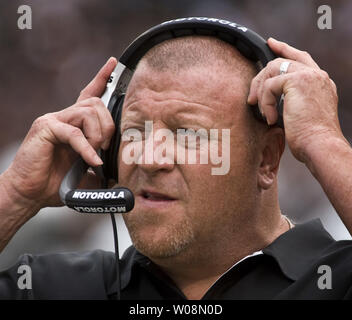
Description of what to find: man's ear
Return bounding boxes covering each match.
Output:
[257,127,285,190]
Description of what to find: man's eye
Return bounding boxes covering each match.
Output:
[177,128,196,135]
[121,128,144,142]
[176,128,209,149]
[176,128,208,137]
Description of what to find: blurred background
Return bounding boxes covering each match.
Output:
[0,0,351,270]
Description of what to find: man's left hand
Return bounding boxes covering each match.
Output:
[247,37,345,163]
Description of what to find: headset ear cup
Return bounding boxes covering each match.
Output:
[102,94,125,182]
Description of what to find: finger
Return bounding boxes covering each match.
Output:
[248,59,302,106]
[60,97,115,150]
[259,75,289,125]
[55,105,103,150]
[46,120,103,167]
[267,38,319,69]
[248,58,286,106]
[78,97,115,150]
[77,57,118,102]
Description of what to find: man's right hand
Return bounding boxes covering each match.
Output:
[0,57,117,216]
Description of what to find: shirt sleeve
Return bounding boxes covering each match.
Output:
[0,250,116,299]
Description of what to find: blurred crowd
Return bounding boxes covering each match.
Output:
[0,0,351,270]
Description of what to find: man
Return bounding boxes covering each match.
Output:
[0,34,351,300]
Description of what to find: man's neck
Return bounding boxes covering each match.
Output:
[150,213,290,300]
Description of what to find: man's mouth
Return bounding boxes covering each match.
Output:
[137,189,178,208]
[141,190,176,201]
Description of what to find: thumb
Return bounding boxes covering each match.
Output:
[77,57,118,102]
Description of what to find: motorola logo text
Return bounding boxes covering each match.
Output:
[73,206,127,213]
[72,191,125,200]
[161,17,248,32]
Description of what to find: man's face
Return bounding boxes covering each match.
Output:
[117,61,259,260]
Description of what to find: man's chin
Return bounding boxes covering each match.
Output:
[124,220,195,259]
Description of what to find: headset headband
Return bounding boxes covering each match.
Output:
[119,17,276,69]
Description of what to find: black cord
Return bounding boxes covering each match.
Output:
[103,179,121,300]
[110,212,121,300]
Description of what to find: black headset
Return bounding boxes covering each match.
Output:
[58,16,283,300]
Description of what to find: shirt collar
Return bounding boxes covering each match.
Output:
[262,218,335,281]
[114,218,335,294]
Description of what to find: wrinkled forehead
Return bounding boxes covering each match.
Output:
[122,36,257,125]
[125,63,253,116]
[121,69,251,135]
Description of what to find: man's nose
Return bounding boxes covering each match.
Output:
[138,127,176,174]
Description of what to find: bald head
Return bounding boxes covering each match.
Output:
[138,35,257,84]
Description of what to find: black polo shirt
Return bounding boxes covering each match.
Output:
[1,219,352,299]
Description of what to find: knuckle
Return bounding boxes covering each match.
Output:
[267,60,274,68]
[275,57,285,64]
[106,122,116,135]
[297,69,313,82]
[267,60,277,69]
[302,50,311,59]
[88,131,104,146]
[330,79,337,92]
[32,114,52,131]
[79,88,88,97]
[86,106,97,116]
[82,106,98,118]
[319,70,329,80]
[78,97,99,108]
[96,132,104,143]
[88,97,102,106]
[70,127,83,138]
